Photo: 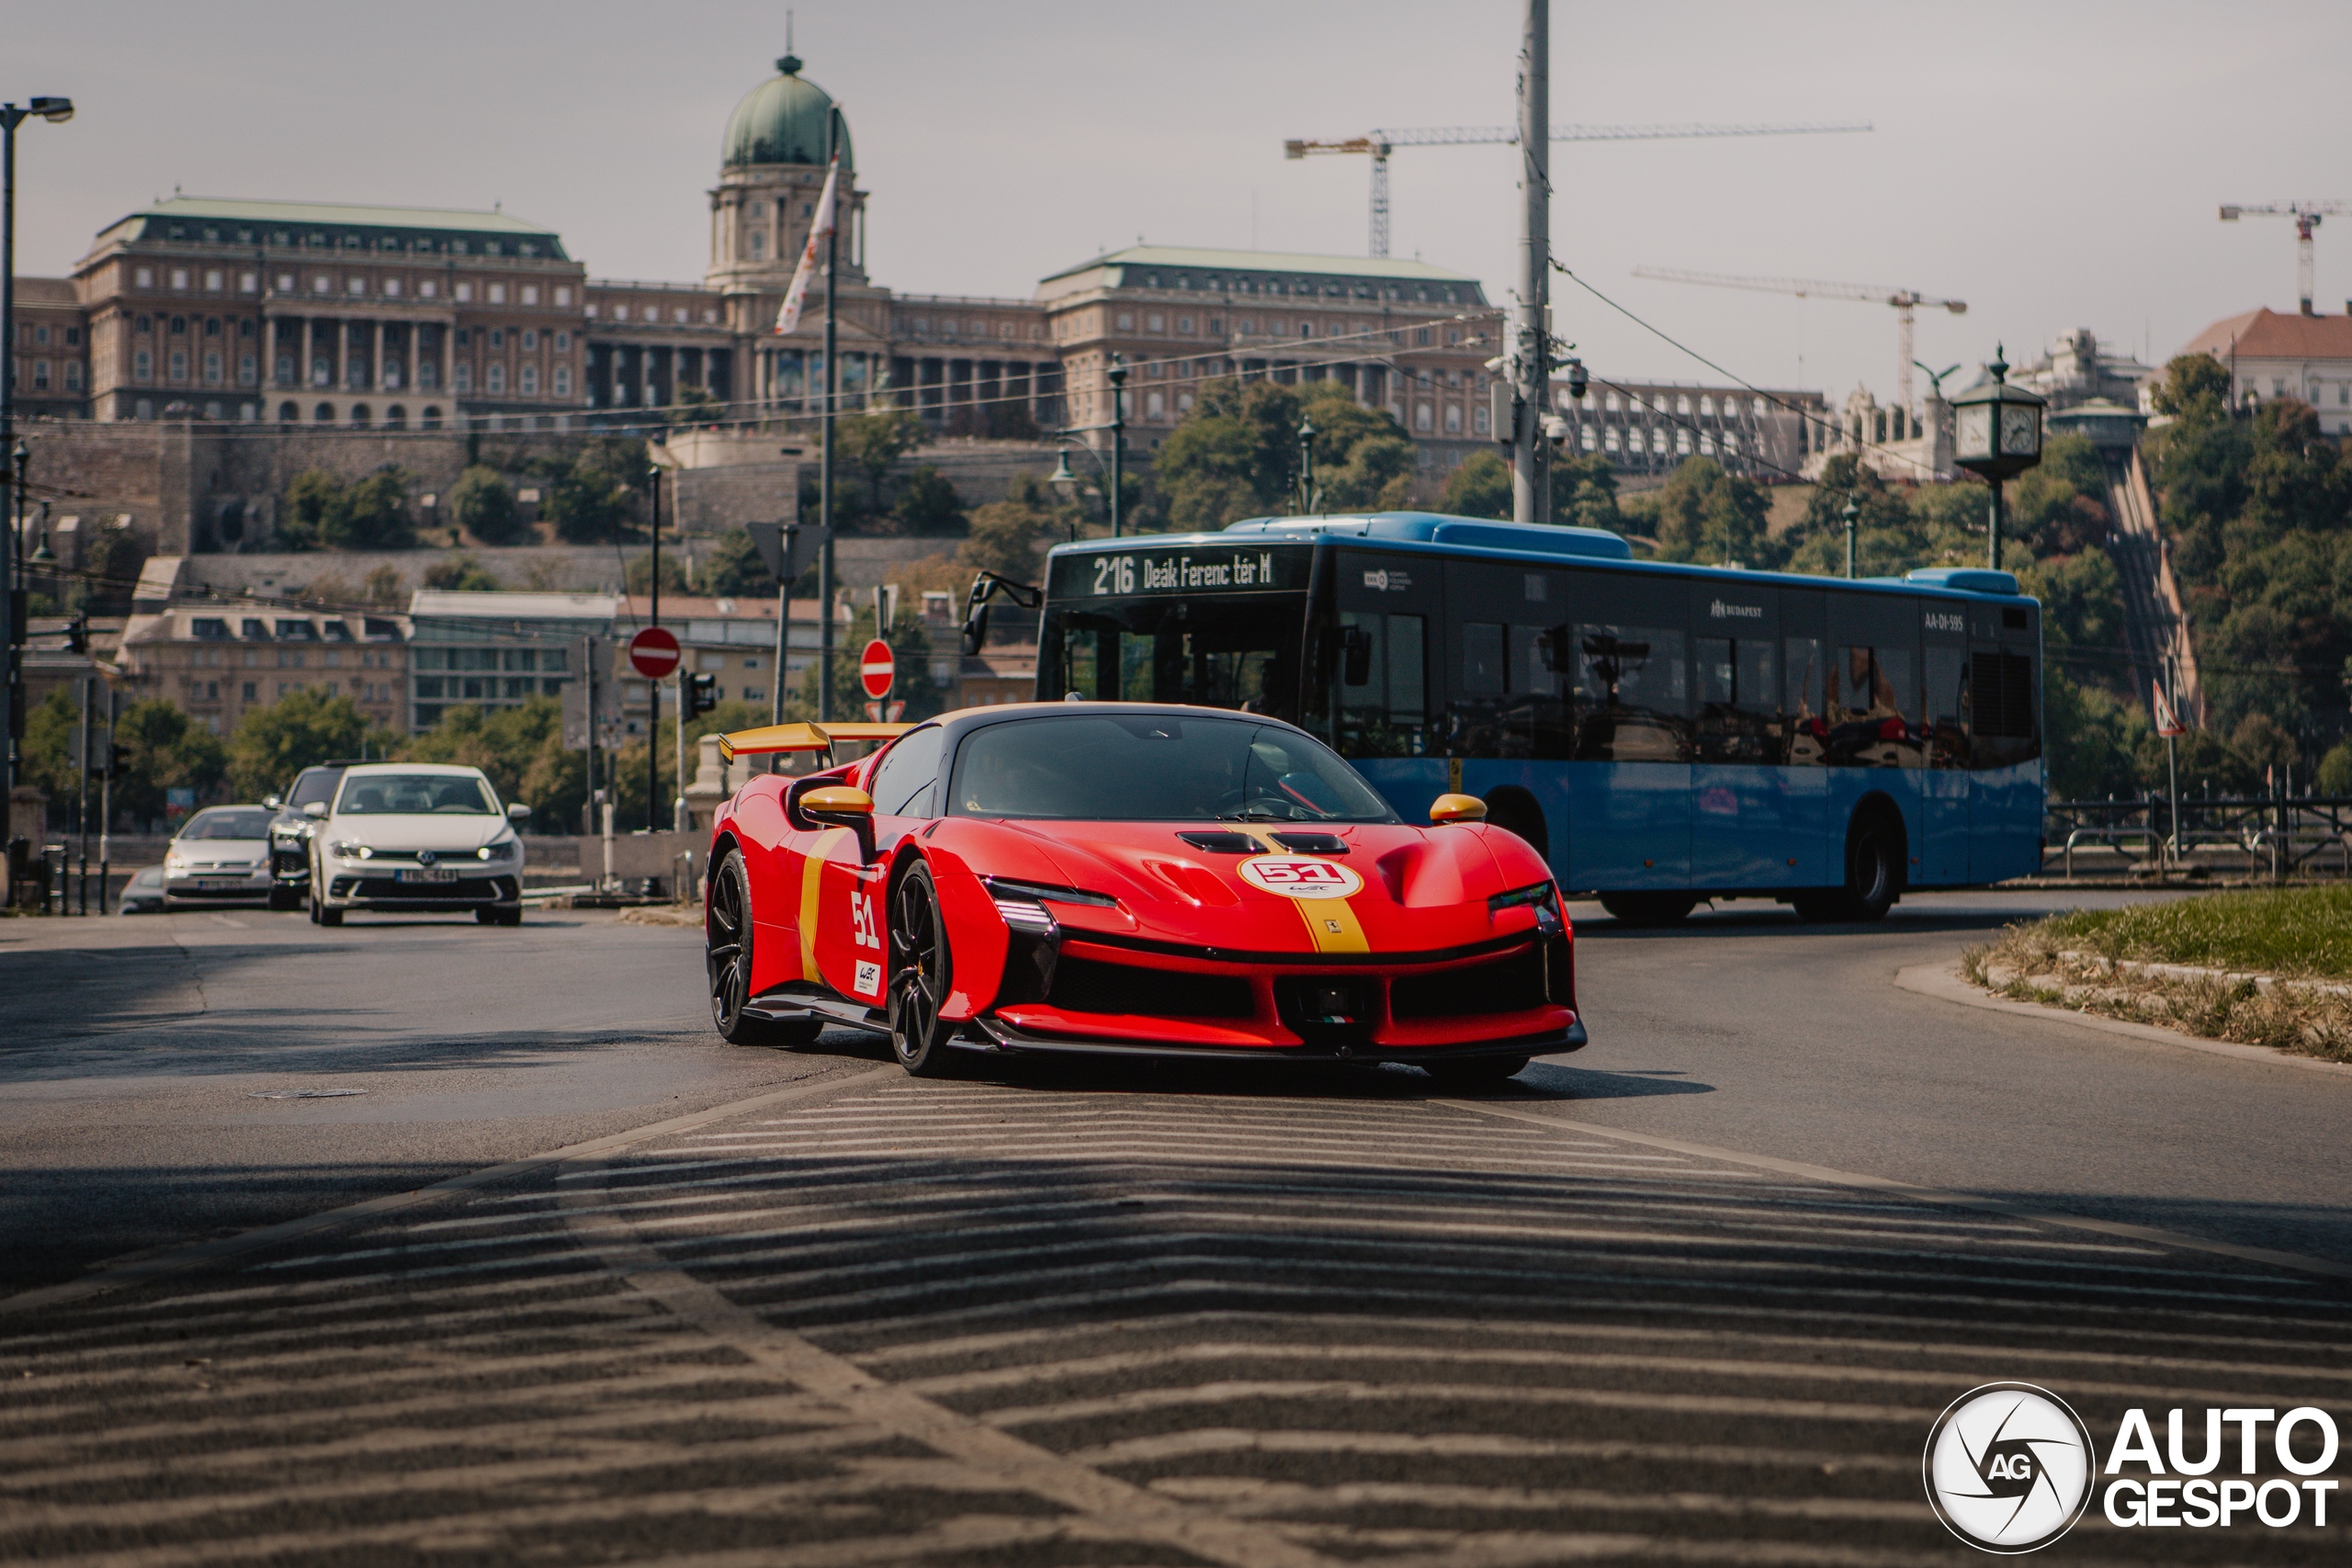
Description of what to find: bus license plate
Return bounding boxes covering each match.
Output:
[397,867,459,884]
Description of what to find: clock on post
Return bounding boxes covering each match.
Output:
[1948,346,2047,570]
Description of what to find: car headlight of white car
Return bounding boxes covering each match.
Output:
[326,840,374,861]
[164,852,187,872]
[476,837,518,862]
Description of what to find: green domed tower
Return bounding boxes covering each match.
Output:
[706,54,868,299]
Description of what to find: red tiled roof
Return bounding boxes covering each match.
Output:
[2180,307,2352,362]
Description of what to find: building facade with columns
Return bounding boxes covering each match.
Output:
[10,52,1517,472]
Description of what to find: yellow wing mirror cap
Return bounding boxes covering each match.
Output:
[718,720,913,761]
[1429,793,1487,825]
[799,785,875,818]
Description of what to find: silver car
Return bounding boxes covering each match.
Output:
[162,806,277,906]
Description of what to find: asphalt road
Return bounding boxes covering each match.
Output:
[3,889,2348,1564]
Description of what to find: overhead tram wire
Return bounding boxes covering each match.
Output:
[1554,260,1946,482]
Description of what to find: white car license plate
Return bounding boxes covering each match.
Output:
[397,867,460,884]
[197,878,246,890]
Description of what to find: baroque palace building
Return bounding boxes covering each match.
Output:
[13,53,1502,468]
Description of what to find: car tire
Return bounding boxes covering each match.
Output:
[707,849,821,1047]
[268,887,300,912]
[1424,1055,1532,1086]
[1599,892,1698,927]
[319,905,343,927]
[497,908,523,927]
[475,908,497,925]
[888,862,959,1077]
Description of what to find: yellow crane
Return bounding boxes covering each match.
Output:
[1632,265,1966,417]
[1283,121,1869,259]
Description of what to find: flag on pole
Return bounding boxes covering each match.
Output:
[2153,682,2185,738]
[773,158,840,337]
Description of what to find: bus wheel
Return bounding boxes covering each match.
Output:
[1797,811,1902,923]
[1600,892,1698,927]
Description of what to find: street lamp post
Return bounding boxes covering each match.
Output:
[0,95,73,890]
[1297,417,1317,514]
[1841,496,1860,580]
[1105,355,1126,538]
[1949,345,2045,572]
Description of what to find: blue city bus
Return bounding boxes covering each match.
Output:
[1033,512,2044,923]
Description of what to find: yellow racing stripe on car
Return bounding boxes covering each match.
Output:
[1296,896,1370,953]
[799,829,846,980]
[1231,826,1371,954]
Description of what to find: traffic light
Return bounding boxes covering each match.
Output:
[684,671,718,718]
[108,743,130,779]
[66,615,88,655]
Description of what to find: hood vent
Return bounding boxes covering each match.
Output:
[1177,830,1258,854]
[1269,831,1349,855]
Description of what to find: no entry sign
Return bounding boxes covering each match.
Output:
[628,626,681,680]
[859,638,896,699]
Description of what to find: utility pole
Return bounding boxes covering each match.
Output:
[582,633,598,836]
[647,461,662,833]
[98,682,115,913]
[1107,356,1126,537]
[817,107,842,723]
[74,674,89,914]
[1511,0,1551,525]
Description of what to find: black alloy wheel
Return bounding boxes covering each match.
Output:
[707,850,820,1047]
[888,862,957,1077]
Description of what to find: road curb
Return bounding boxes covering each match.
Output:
[1893,962,2352,1078]
[0,1059,902,1318]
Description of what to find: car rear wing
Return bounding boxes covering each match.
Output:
[717,721,913,762]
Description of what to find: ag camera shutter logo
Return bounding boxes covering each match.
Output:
[1924,1383,2094,1553]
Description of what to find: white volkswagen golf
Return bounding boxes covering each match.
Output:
[305,763,529,926]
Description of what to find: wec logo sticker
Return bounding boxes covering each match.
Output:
[1238,855,1363,900]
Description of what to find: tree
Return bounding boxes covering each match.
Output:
[834,409,927,517]
[2014,551,2122,663]
[400,695,580,829]
[448,466,521,545]
[1652,457,1770,566]
[2317,738,2352,795]
[364,564,405,607]
[696,527,775,598]
[958,474,1069,581]
[2006,432,2110,557]
[2148,351,2233,425]
[625,549,694,595]
[1438,450,1511,519]
[327,467,416,550]
[892,464,966,534]
[1551,452,1622,533]
[1300,381,1413,512]
[227,691,389,801]
[669,384,726,425]
[1154,378,1413,529]
[422,553,503,592]
[280,469,342,551]
[110,698,230,829]
[2042,666,2149,799]
[538,439,646,543]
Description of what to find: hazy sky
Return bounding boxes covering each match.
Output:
[13,2,2346,404]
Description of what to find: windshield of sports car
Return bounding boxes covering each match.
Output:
[179,807,274,840]
[948,715,1396,823]
[334,773,498,815]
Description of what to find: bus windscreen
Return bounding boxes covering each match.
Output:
[1049,595,1306,720]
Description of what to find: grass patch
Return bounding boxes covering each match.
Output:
[2002,886,2352,980]
[1962,886,2352,1064]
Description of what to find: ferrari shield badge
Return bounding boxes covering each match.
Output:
[1238,855,1363,900]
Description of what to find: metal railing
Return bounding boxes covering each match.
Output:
[2044,795,2352,880]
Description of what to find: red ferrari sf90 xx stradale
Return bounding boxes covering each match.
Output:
[704,704,1586,1079]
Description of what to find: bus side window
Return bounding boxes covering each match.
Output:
[1925,646,1968,767]
[1460,623,1506,694]
[1781,637,1826,766]
[1336,611,1427,756]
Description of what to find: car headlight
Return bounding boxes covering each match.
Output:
[477,837,517,861]
[327,840,374,860]
[164,852,187,871]
[1489,881,1564,934]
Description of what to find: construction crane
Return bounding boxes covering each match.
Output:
[1632,265,1966,417]
[1283,121,1869,259]
[2219,202,2352,316]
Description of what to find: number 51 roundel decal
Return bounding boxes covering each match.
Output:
[1238,855,1363,900]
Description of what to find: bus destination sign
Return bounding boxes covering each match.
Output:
[1052,544,1313,600]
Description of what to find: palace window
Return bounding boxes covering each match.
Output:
[204,269,223,291]
[239,272,258,293]
[454,282,473,302]
[490,330,504,348]
[170,315,187,334]
[134,266,153,288]
[488,360,509,390]
[30,360,47,390]
[419,279,438,299]
[171,268,189,290]
[203,351,221,384]
[555,287,571,307]
[454,363,472,392]
[521,285,538,306]
[348,276,367,296]
[383,277,401,298]
[519,365,538,394]
[204,317,221,337]
[488,283,507,304]
[65,362,83,391]
[134,349,153,380]
[552,366,571,396]
[553,332,569,352]
[239,355,256,386]
[169,349,187,380]
[521,330,537,350]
